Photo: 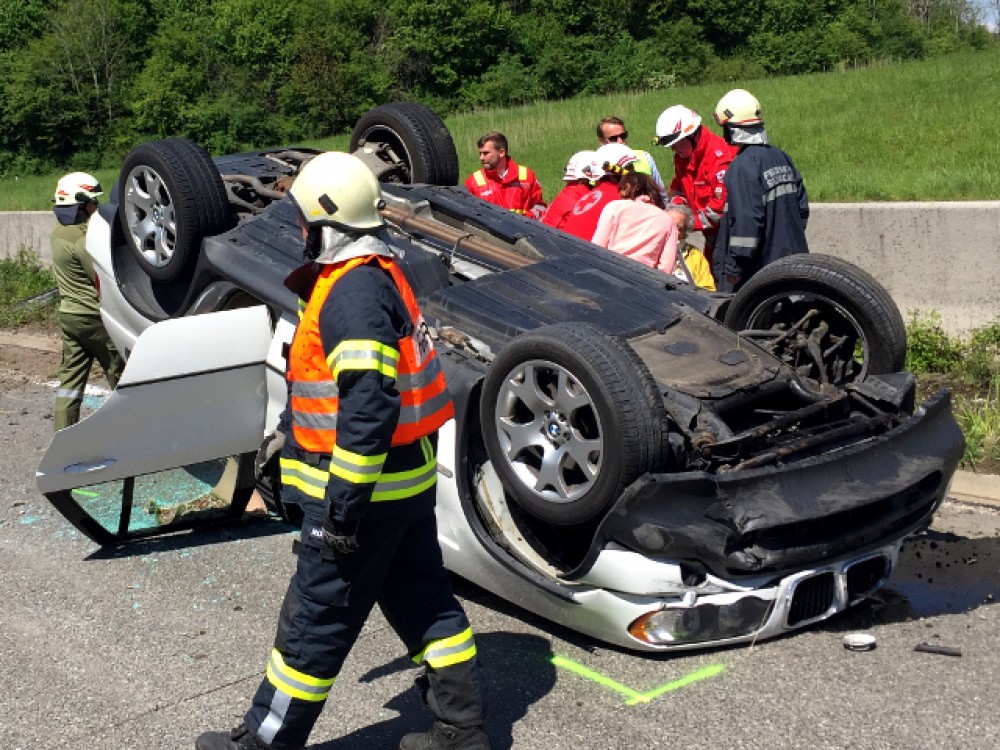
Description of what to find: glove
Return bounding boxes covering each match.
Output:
[322,515,360,556]
[255,430,285,479]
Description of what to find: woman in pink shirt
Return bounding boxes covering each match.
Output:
[591,172,678,274]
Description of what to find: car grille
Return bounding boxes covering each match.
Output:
[845,555,890,602]
[787,572,836,627]
[784,551,893,629]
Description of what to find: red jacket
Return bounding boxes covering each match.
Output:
[559,180,621,241]
[465,157,546,218]
[668,128,737,235]
[541,183,591,229]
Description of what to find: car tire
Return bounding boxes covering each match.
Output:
[350,102,459,186]
[480,323,667,526]
[723,254,907,386]
[118,138,234,282]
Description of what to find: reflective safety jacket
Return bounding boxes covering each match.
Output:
[464,157,546,218]
[282,254,454,524]
[713,143,810,293]
[668,128,737,235]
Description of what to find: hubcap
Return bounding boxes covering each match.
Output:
[123,165,177,268]
[494,360,603,504]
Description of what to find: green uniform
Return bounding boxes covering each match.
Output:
[51,218,124,430]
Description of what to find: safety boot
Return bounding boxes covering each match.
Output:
[398,721,491,750]
[195,724,274,750]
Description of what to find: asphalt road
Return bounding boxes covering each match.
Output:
[3,377,999,750]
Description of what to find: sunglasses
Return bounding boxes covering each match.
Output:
[606,131,628,142]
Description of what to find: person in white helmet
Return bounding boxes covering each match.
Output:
[541,149,595,229]
[196,152,489,750]
[50,172,124,430]
[560,142,640,241]
[596,116,667,202]
[652,104,737,264]
[711,88,809,292]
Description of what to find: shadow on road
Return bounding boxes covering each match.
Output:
[308,632,557,750]
[83,515,294,561]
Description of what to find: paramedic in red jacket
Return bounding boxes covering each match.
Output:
[541,150,595,229]
[559,143,639,242]
[653,105,736,263]
[464,131,546,219]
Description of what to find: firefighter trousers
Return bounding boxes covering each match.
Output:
[55,311,124,430]
[245,488,485,749]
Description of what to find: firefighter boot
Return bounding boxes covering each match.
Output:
[398,721,491,750]
[195,724,276,750]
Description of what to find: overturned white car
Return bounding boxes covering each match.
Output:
[37,103,964,652]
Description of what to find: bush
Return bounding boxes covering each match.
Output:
[964,322,1000,384]
[904,311,964,375]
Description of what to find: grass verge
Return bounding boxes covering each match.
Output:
[1,49,999,208]
[0,248,58,327]
[907,312,1000,471]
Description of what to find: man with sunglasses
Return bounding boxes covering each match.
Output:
[596,116,666,201]
[652,105,737,266]
[50,172,124,430]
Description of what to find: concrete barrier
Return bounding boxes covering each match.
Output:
[804,202,1000,335]
[1,211,56,263]
[3,202,1000,335]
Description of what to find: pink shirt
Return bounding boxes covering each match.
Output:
[591,199,678,273]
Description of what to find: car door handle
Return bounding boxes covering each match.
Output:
[64,459,117,474]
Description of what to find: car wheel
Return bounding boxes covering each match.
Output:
[350,102,459,186]
[723,254,906,387]
[480,323,667,526]
[118,138,234,282]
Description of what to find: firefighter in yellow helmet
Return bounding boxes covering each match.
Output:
[50,172,124,430]
[196,152,489,750]
[711,89,810,292]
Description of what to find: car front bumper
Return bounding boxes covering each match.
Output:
[581,389,963,583]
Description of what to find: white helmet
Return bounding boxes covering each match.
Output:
[563,150,596,181]
[714,89,763,128]
[654,105,701,148]
[594,142,639,175]
[53,172,102,205]
[289,152,384,230]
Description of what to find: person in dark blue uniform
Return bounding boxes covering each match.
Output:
[196,152,489,750]
[711,89,810,292]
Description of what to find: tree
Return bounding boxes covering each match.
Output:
[0,0,52,53]
[48,0,146,147]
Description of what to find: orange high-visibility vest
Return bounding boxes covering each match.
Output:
[287,255,454,450]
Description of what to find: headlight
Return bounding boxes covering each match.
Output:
[628,597,773,645]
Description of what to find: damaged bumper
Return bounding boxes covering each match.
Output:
[585,389,964,581]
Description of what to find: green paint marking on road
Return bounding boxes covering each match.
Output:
[551,655,725,706]
[550,655,645,702]
[626,663,725,704]
[72,489,99,497]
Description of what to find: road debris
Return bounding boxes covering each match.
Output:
[914,642,962,657]
[843,633,877,651]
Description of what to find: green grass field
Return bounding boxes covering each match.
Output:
[1,48,998,209]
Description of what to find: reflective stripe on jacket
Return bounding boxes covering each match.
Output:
[280,435,438,503]
[287,255,454,452]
